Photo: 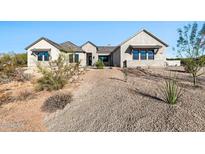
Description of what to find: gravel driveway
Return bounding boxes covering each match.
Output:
[45,67,205,132]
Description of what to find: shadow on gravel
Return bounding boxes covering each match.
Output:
[128,88,165,103]
[109,77,126,82]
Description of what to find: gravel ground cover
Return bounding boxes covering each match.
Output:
[45,67,205,132]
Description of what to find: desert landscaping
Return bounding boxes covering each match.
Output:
[1,22,205,132]
[1,66,205,131]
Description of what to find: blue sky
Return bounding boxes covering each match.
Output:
[0,21,204,58]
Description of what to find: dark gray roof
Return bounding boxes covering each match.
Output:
[60,41,83,52]
[25,37,62,50]
[142,29,168,47]
[25,37,84,53]
[97,46,116,53]
[119,29,168,47]
[81,41,97,48]
[81,41,117,54]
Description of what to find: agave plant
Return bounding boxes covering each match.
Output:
[160,78,183,105]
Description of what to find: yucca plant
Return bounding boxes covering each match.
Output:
[160,78,183,105]
[123,69,128,82]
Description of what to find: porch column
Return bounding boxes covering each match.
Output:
[139,51,141,61]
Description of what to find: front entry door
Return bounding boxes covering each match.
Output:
[88,55,92,66]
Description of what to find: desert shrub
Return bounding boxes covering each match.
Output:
[36,54,80,91]
[41,92,72,113]
[182,58,205,85]
[0,53,28,83]
[13,69,32,82]
[0,54,17,76]
[95,59,104,69]
[160,78,183,105]
[16,89,34,101]
[14,53,27,67]
[0,92,15,106]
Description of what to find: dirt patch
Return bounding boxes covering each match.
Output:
[0,70,84,131]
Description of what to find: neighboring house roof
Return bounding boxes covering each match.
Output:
[97,46,116,53]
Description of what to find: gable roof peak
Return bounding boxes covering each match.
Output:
[119,28,168,47]
[81,41,97,48]
[25,37,61,50]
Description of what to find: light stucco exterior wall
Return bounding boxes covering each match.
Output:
[81,42,98,65]
[120,31,166,68]
[27,39,60,68]
[27,39,86,68]
[166,60,181,66]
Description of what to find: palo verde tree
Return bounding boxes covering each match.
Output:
[176,22,205,86]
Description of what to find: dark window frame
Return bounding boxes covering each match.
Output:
[37,51,49,61]
[140,50,147,60]
[75,54,79,63]
[69,53,79,63]
[132,49,155,60]
[133,50,139,60]
[98,55,109,62]
[69,54,74,63]
[147,50,154,60]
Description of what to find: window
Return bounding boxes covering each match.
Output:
[69,54,73,63]
[147,50,154,60]
[75,54,79,63]
[140,50,147,60]
[99,56,109,62]
[37,51,49,61]
[69,54,79,63]
[132,49,155,60]
[37,52,43,61]
[133,50,139,60]
[44,52,49,61]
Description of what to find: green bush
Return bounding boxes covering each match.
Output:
[0,54,17,77]
[182,58,205,85]
[36,54,80,91]
[0,53,28,83]
[41,92,72,113]
[0,53,27,74]
[160,78,183,105]
[95,59,104,69]
[14,53,27,67]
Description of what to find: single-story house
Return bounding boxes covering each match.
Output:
[26,29,169,68]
